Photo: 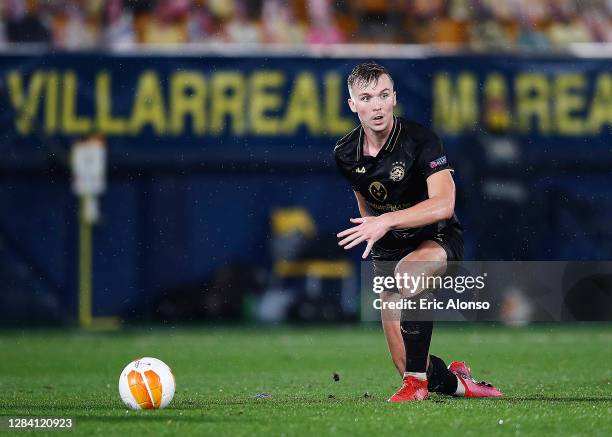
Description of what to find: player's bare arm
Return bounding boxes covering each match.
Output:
[338,170,455,259]
[385,169,455,229]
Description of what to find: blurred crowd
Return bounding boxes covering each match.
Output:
[1,0,611,49]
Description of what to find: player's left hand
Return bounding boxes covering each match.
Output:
[337,216,390,259]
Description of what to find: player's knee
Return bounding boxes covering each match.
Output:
[394,248,447,297]
[394,252,439,279]
[393,262,422,297]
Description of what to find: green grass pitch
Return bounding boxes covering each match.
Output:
[1,324,610,436]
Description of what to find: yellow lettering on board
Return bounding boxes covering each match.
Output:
[433,72,478,134]
[96,71,127,135]
[130,71,167,135]
[170,71,206,135]
[586,73,612,135]
[210,72,246,135]
[249,71,284,135]
[45,71,59,134]
[62,71,92,135]
[515,73,551,134]
[283,72,321,134]
[324,72,353,135]
[7,70,46,135]
[555,73,586,135]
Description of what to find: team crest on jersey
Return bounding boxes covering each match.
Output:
[389,161,406,182]
[369,181,388,201]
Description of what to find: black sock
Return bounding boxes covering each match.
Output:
[427,354,459,395]
[400,320,433,373]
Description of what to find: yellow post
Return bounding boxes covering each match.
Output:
[77,196,121,330]
[78,196,93,328]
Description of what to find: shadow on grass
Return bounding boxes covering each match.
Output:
[1,397,364,412]
[505,396,612,403]
[4,394,609,414]
[75,414,256,424]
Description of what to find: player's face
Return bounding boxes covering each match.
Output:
[348,74,396,133]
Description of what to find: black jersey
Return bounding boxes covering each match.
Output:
[334,116,461,253]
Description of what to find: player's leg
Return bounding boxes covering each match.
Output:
[384,240,446,401]
[395,240,446,375]
[380,293,406,376]
[375,256,404,376]
[396,239,475,398]
[382,237,502,400]
[380,241,446,374]
[398,236,502,398]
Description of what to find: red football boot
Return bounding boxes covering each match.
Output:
[448,361,472,379]
[387,375,429,402]
[448,361,503,398]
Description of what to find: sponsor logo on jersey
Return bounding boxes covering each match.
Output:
[366,200,411,212]
[355,166,366,173]
[369,181,388,202]
[390,161,406,181]
[429,156,447,169]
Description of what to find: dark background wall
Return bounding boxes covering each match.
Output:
[1,53,610,322]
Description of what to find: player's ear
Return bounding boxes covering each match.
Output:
[393,91,397,106]
[348,98,357,113]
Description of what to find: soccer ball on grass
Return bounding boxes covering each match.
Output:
[118,357,175,410]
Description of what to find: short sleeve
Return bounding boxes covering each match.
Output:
[415,128,453,179]
[334,153,358,191]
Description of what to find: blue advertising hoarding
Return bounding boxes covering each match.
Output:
[0,52,610,322]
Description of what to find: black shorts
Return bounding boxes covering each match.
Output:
[430,221,464,262]
[372,221,464,278]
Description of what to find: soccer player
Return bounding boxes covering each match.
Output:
[334,62,502,401]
